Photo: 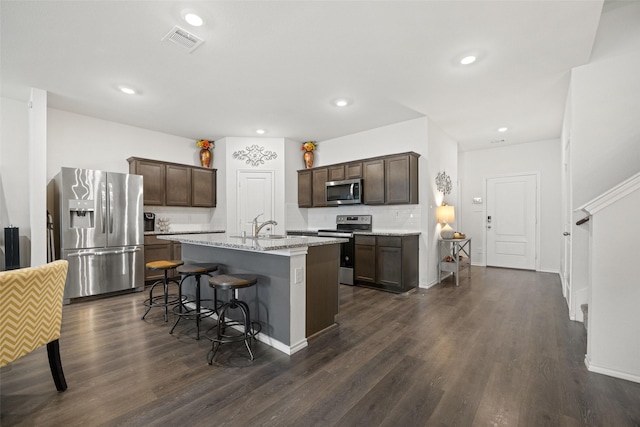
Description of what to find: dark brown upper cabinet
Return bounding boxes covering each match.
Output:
[296,152,419,208]
[165,164,192,206]
[128,157,217,208]
[328,165,345,182]
[363,159,385,205]
[312,168,329,207]
[297,170,313,208]
[191,168,217,207]
[128,158,165,205]
[346,162,363,179]
[385,153,419,205]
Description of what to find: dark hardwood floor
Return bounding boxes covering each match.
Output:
[2,267,640,426]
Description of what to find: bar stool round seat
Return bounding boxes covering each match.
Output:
[207,274,261,364]
[142,260,184,322]
[170,263,219,340]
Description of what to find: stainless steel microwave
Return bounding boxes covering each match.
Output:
[326,178,362,206]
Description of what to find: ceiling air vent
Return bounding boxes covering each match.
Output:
[162,26,204,53]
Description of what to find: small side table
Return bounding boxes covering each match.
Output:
[438,238,471,286]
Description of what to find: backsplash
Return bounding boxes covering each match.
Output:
[286,203,422,231]
[147,204,422,233]
[145,206,223,233]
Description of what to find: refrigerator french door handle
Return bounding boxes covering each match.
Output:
[101,183,107,233]
[67,247,142,257]
[108,182,114,233]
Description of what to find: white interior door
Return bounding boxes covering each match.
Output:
[561,137,573,301]
[237,171,275,235]
[486,174,537,269]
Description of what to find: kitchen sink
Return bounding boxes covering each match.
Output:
[229,234,292,240]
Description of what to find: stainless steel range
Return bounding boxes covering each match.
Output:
[318,215,372,285]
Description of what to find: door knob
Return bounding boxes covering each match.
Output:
[563,232,570,236]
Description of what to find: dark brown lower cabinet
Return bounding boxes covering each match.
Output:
[354,235,376,284]
[306,244,340,337]
[355,234,418,293]
[143,235,181,283]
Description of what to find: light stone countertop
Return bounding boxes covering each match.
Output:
[144,229,225,236]
[355,230,421,237]
[286,229,421,237]
[159,232,347,252]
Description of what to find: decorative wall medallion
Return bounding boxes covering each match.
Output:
[232,145,278,167]
[436,170,452,195]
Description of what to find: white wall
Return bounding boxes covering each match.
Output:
[220,137,286,235]
[564,0,640,323]
[458,139,562,273]
[427,120,459,284]
[47,109,197,180]
[285,138,308,231]
[29,89,48,266]
[582,175,640,384]
[571,2,640,208]
[0,97,30,268]
[571,52,640,207]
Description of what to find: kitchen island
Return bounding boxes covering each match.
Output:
[159,233,347,355]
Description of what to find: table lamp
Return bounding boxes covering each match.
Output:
[437,204,455,239]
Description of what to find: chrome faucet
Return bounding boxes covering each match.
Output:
[252,213,278,237]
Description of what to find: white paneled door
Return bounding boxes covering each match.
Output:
[561,136,573,308]
[486,174,537,270]
[237,171,275,235]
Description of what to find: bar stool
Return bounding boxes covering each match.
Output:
[170,263,219,340]
[207,274,262,364]
[142,260,184,322]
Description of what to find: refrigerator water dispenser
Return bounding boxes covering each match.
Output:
[69,199,95,228]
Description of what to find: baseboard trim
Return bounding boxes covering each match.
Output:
[186,302,308,356]
[247,327,308,355]
[585,355,640,384]
[420,278,442,289]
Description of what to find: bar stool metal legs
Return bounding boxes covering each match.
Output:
[170,263,219,340]
[207,274,261,364]
[142,260,184,322]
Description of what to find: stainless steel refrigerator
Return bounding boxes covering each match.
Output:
[55,167,144,301]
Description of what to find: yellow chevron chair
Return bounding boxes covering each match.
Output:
[0,260,69,391]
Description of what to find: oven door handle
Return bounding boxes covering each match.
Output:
[318,232,353,238]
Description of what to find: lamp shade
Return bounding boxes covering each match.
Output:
[437,205,455,224]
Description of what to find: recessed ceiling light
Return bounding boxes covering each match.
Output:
[460,55,477,65]
[184,13,203,27]
[256,129,266,135]
[333,98,351,107]
[181,9,204,27]
[498,127,508,132]
[118,86,137,95]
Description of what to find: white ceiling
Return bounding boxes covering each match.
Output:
[1,1,604,151]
